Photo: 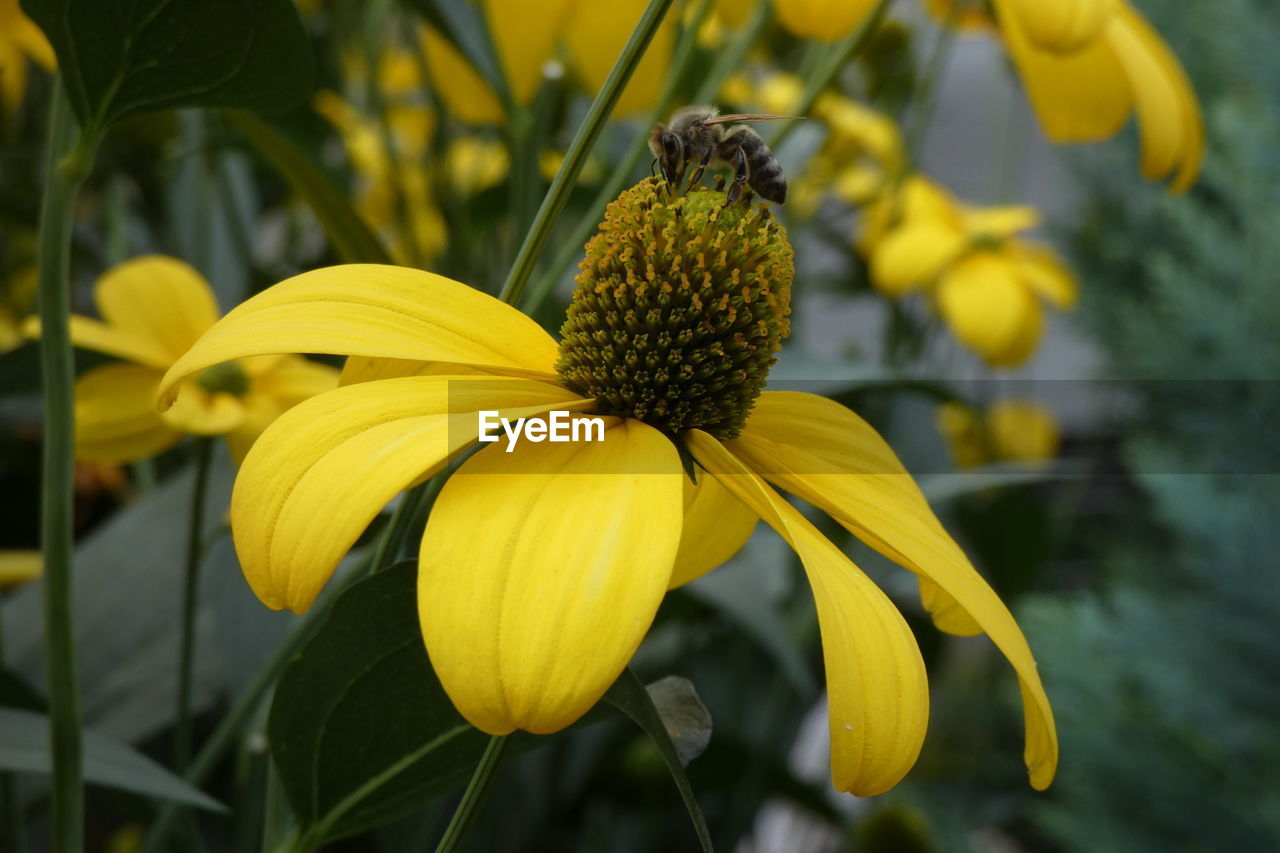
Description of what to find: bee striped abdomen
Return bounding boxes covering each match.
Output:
[721,126,787,204]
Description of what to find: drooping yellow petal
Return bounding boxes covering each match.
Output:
[232,375,586,613]
[158,265,562,410]
[95,256,220,363]
[1105,3,1203,190]
[420,27,505,125]
[687,430,929,796]
[1010,243,1078,309]
[1,0,55,69]
[773,0,877,43]
[668,469,758,588]
[74,364,183,464]
[728,391,1058,790]
[420,418,683,735]
[960,204,1040,240]
[918,578,983,635]
[161,383,247,436]
[993,0,1113,55]
[61,316,174,369]
[562,0,676,117]
[1000,1,1132,143]
[0,35,28,111]
[483,0,574,106]
[223,356,339,463]
[935,253,1042,366]
[869,220,968,296]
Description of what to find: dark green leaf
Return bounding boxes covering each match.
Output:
[21,0,314,134]
[0,708,224,811]
[0,667,46,713]
[604,669,714,853]
[268,561,489,841]
[223,110,393,265]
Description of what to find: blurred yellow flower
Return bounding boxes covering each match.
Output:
[774,0,877,42]
[485,0,575,106]
[157,181,1056,797]
[865,177,1077,366]
[421,28,506,125]
[929,0,1203,191]
[563,0,676,117]
[445,137,510,197]
[938,399,1061,469]
[0,550,41,590]
[31,257,337,464]
[0,0,55,111]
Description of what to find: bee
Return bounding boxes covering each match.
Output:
[648,105,796,205]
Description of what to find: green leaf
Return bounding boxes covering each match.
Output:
[223,110,393,265]
[604,669,714,853]
[268,561,490,842]
[0,707,224,811]
[21,0,314,135]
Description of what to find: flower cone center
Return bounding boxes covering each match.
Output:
[556,179,794,439]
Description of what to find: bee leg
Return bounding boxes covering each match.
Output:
[726,146,750,205]
[686,145,715,192]
[714,174,726,192]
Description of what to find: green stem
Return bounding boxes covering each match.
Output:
[521,0,724,314]
[768,0,894,150]
[173,437,214,770]
[497,0,675,306]
[37,76,97,853]
[432,735,510,853]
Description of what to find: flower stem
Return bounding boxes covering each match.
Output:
[431,735,510,853]
[497,0,675,306]
[36,75,98,853]
[768,0,894,150]
[173,437,215,770]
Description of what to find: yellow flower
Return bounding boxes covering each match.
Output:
[929,0,1203,191]
[35,256,337,464]
[0,550,42,590]
[865,176,1077,366]
[157,180,1056,796]
[485,0,576,106]
[445,137,511,197]
[563,0,676,117]
[421,27,506,125]
[0,0,55,111]
[937,400,1061,469]
[774,0,877,42]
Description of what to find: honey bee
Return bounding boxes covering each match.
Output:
[648,105,796,205]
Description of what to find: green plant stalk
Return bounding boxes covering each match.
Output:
[768,0,894,150]
[173,437,214,770]
[431,735,511,853]
[521,0,724,314]
[497,0,675,306]
[37,76,98,853]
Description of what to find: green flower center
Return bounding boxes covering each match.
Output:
[556,179,794,439]
[196,361,250,397]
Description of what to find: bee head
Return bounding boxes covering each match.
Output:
[647,125,684,187]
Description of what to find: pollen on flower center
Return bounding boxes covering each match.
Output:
[556,178,794,438]
[196,361,250,397]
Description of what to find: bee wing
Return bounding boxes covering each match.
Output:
[699,113,801,126]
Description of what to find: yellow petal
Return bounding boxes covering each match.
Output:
[0,35,28,112]
[1010,243,1078,309]
[1105,3,1204,190]
[232,375,586,613]
[714,0,755,29]
[668,470,758,588]
[0,550,42,590]
[869,220,968,296]
[727,391,1058,790]
[960,204,1041,240]
[774,0,877,43]
[420,418,683,734]
[935,253,1042,367]
[918,578,982,635]
[995,0,1113,55]
[222,356,339,463]
[95,256,220,364]
[562,0,677,117]
[687,430,929,796]
[158,264,562,410]
[987,399,1060,464]
[1000,1,1132,142]
[62,316,174,369]
[161,383,246,436]
[484,0,574,106]
[74,364,183,464]
[420,27,505,125]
